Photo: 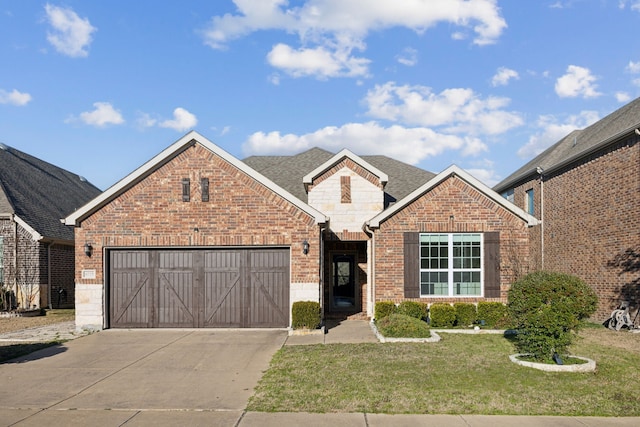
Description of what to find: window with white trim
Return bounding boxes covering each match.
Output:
[419,233,482,297]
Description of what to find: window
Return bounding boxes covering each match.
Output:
[419,233,482,297]
[502,188,514,203]
[525,189,534,215]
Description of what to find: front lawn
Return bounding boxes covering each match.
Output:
[247,326,640,415]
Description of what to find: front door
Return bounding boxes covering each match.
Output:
[332,254,355,309]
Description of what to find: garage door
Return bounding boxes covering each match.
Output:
[108,248,290,328]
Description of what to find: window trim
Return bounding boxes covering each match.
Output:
[419,233,484,298]
[525,189,534,215]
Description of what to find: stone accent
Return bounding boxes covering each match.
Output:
[75,283,104,332]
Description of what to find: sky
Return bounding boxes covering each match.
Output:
[2,0,640,191]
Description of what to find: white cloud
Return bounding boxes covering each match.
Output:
[363,82,523,135]
[0,88,32,106]
[397,47,418,67]
[626,60,640,74]
[466,167,499,187]
[619,1,640,11]
[555,65,601,98]
[44,4,96,58]
[159,107,198,132]
[135,112,157,129]
[267,43,370,79]
[242,121,476,165]
[616,92,631,102]
[517,111,600,158]
[491,67,519,87]
[202,0,506,79]
[73,102,124,127]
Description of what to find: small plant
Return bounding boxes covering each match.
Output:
[453,302,477,327]
[429,303,455,328]
[375,301,397,320]
[398,301,428,320]
[507,271,598,362]
[291,301,321,330]
[376,313,431,338]
[477,302,508,328]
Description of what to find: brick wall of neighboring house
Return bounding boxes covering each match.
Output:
[373,175,532,305]
[0,219,42,309]
[45,243,75,308]
[510,137,640,320]
[73,144,321,325]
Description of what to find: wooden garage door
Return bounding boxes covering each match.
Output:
[109,248,290,328]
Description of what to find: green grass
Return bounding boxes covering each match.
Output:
[248,327,640,415]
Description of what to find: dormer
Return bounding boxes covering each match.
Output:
[303,149,388,233]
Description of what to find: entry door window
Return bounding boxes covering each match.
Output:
[332,255,355,308]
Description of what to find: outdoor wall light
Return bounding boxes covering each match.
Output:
[83,243,93,257]
[302,240,310,255]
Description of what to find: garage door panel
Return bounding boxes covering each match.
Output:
[109,248,290,328]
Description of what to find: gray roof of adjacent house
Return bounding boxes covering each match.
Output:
[0,143,102,242]
[495,96,640,192]
[243,148,436,206]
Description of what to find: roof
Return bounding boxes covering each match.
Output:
[0,143,102,242]
[495,96,640,192]
[367,165,539,228]
[243,148,435,206]
[64,131,328,227]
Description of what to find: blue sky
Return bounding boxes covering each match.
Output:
[2,1,640,191]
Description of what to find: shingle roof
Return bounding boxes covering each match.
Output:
[243,148,436,206]
[495,96,640,191]
[0,143,102,242]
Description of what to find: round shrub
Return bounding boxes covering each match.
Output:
[453,302,477,327]
[375,301,397,320]
[507,271,598,362]
[429,303,456,328]
[376,313,431,338]
[398,301,428,320]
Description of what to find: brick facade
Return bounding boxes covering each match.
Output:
[506,135,639,319]
[373,175,532,305]
[72,143,321,329]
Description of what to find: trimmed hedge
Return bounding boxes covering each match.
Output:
[477,302,507,328]
[376,313,431,338]
[429,303,456,328]
[291,301,321,330]
[398,301,428,320]
[375,301,397,320]
[453,302,477,327]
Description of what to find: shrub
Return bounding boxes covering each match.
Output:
[398,301,428,320]
[376,313,431,338]
[507,271,598,362]
[429,303,456,328]
[291,301,321,330]
[375,301,397,320]
[477,302,508,328]
[453,303,477,327]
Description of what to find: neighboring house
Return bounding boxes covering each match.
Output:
[65,131,537,331]
[0,143,102,310]
[494,97,640,320]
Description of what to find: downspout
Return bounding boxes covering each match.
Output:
[46,242,52,309]
[319,225,326,324]
[12,215,17,307]
[363,222,374,319]
[537,167,544,270]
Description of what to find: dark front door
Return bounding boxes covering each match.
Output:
[332,254,355,309]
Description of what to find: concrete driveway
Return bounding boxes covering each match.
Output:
[0,329,287,426]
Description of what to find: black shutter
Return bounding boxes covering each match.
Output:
[484,232,500,298]
[404,232,420,298]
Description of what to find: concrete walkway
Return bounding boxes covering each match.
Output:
[1,321,639,426]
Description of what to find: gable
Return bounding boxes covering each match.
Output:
[367,165,538,229]
[65,131,327,227]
